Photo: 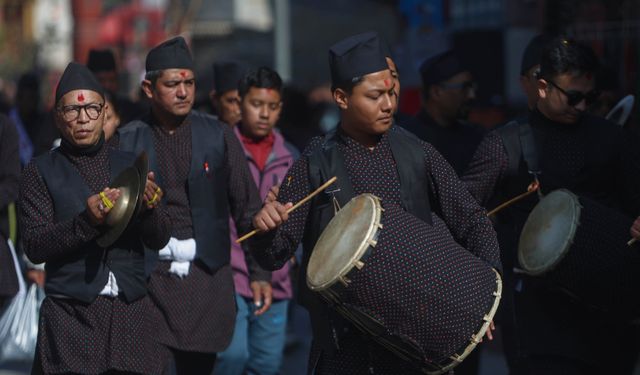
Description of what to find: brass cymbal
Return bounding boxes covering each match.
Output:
[133,151,149,217]
[96,166,141,248]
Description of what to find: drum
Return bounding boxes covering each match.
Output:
[518,189,640,317]
[307,194,502,374]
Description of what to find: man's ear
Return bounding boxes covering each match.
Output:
[537,78,548,99]
[333,88,349,110]
[429,84,442,101]
[141,80,154,100]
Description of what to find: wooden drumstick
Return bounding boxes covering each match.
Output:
[629,238,637,246]
[487,181,540,217]
[236,176,338,244]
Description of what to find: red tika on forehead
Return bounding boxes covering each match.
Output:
[384,79,390,88]
[180,71,186,77]
[77,92,85,102]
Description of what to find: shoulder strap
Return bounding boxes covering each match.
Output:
[388,127,434,224]
[495,121,522,177]
[308,130,355,206]
[518,122,540,176]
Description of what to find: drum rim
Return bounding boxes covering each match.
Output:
[517,189,581,275]
[431,269,503,374]
[306,193,383,291]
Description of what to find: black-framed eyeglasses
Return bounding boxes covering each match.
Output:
[439,81,478,92]
[57,103,105,121]
[547,80,599,107]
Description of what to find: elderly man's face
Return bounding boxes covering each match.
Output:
[55,90,105,147]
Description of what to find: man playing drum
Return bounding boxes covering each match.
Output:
[249,31,502,374]
[462,37,640,374]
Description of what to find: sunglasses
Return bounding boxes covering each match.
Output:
[547,80,600,107]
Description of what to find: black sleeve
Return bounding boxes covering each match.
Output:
[248,140,322,271]
[18,162,101,264]
[461,132,509,207]
[138,205,172,250]
[425,142,503,273]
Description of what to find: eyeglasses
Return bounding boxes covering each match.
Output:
[439,81,478,92]
[546,80,599,107]
[57,103,105,121]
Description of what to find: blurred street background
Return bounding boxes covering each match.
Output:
[1,1,640,374]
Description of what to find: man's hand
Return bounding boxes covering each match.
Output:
[86,187,121,226]
[250,281,273,316]
[26,269,45,287]
[265,185,280,204]
[143,171,163,209]
[252,201,293,233]
[631,216,640,240]
[483,321,495,342]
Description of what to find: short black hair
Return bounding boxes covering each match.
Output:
[539,37,600,81]
[238,67,283,98]
[104,91,120,117]
[145,70,163,86]
[330,76,364,95]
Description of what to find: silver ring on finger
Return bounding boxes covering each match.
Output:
[98,202,105,212]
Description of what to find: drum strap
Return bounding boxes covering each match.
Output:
[519,122,541,178]
[308,127,435,224]
[497,121,541,179]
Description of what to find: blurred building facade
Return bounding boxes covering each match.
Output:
[0,0,638,127]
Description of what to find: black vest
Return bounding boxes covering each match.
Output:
[34,148,147,303]
[301,126,435,352]
[118,111,230,273]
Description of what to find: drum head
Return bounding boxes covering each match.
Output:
[518,189,581,275]
[307,194,382,291]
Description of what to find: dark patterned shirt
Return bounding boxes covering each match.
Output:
[251,127,501,373]
[253,128,501,272]
[18,138,170,374]
[19,139,170,264]
[147,114,263,246]
[151,117,194,239]
[402,109,486,176]
[138,113,267,352]
[463,110,640,216]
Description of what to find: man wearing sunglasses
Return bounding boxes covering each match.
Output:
[402,50,485,176]
[462,37,640,374]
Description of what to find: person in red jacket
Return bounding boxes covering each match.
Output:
[215,66,298,375]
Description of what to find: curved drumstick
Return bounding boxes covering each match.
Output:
[486,180,540,217]
[236,176,338,244]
